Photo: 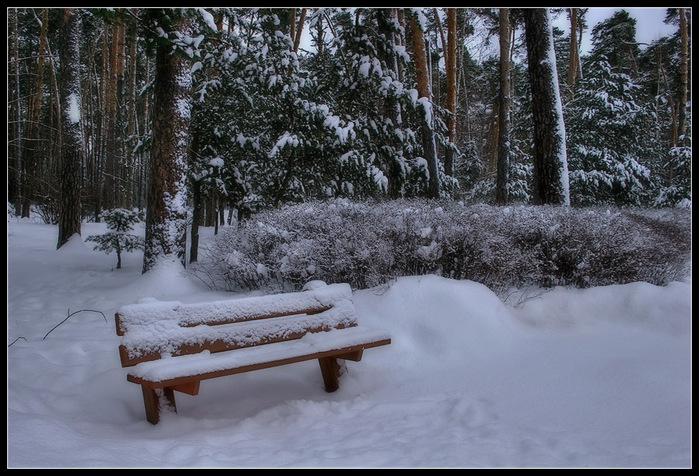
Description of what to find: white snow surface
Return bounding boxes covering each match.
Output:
[66,93,81,125]
[7,219,691,468]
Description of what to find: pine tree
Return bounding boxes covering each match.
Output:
[588,10,640,77]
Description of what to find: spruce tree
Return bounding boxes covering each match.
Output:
[86,209,144,269]
[565,57,652,206]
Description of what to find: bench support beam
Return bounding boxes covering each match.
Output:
[318,357,346,392]
[142,385,177,424]
[172,380,201,396]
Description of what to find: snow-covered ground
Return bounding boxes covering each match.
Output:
[7,218,691,468]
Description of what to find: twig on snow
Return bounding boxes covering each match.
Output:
[42,309,107,340]
[8,336,27,347]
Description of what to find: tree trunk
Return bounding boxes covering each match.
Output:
[57,8,84,249]
[21,9,50,219]
[523,8,570,206]
[92,25,110,221]
[142,13,193,273]
[677,8,688,146]
[8,8,22,215]
[409,12,440,199]
[137,54,151,211]
[566,8,582,101]
[444,8,457,178]
[495,8,511,205]
[189,178,202,263]
[292,8,307,53]
[124,15,139,209]
[104,17,125,210]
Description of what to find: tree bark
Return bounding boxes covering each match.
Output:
[21,9,50,219]
[495,8,511,205]
[8,8,22,215]
[189,178,202,263]
[523,8,570,206]
[142,12,193,273]
[566,8,583,100]
[409,11,440,198]
[677,8,688,146]
[444,8,457,178]
[124,14,139,209]
[291,8,307,53]
[104,15,126,210]
[57,8,84,249]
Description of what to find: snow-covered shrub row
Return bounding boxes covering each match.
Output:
[195,199,691,293]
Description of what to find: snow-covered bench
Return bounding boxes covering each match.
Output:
[115,282,391,424]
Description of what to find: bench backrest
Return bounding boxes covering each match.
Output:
[115,283,357,367]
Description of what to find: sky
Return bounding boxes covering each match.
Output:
[296,8,680,60]
[558,7,680,54]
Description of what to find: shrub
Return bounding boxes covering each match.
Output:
[194,199,691,293]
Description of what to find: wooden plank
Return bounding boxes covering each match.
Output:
[177,304,333,327]
[318,357,344,392]
[115,312,124,336]
[127,338,391,390]
[141,385,176,424]
[116,307,333,335]
[172,380,200,396]
[119,320,358,367]
[116,284,353,332]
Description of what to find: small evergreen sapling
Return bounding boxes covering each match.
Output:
[86,209,144,269]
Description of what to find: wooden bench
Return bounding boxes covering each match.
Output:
[115,282,391,424]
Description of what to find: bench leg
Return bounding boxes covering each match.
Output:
[318,357,346,392]
[141,385,177,424]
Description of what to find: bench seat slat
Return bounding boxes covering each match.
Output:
[126,326,391,388]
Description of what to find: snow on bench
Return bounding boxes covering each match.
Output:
[115,282,391,424]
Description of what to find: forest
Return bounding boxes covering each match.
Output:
[6,9,692,466]
[7,7,691,276]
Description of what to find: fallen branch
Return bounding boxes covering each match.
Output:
[8,336,27,347]
[42,309,107,340]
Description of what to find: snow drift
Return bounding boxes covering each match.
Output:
[7,219,691,468]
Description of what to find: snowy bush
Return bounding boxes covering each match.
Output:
[7,201,16,221]
[195,199,691,293]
